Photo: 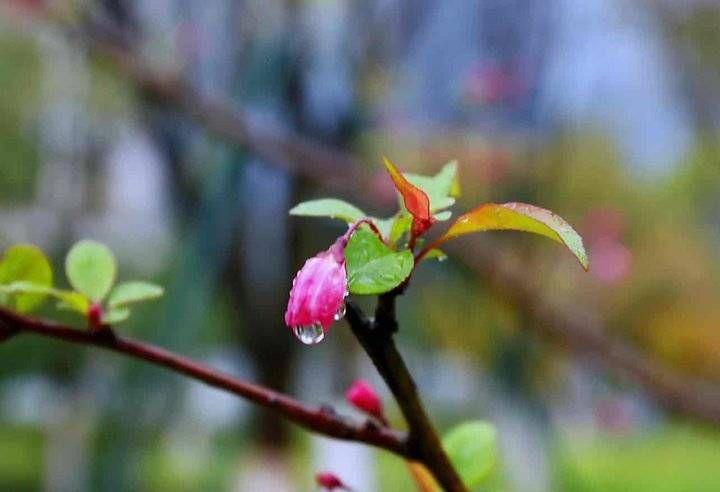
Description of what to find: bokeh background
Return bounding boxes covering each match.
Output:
[2,0,720,491]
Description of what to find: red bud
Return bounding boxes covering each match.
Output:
[382,157,434,238]
[315,472,346,490]
[346,379,384,421]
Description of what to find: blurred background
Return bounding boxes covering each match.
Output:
[1,0,720,490]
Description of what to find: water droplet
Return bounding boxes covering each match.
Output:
[334,303,346,321]
[293,323,325,345]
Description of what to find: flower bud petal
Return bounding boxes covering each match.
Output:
[315,472,346,490]
[285,246,347,332]
[345,379,384,420]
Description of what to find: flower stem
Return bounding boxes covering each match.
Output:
[346,300,468,491]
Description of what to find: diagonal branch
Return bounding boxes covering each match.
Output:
[0,307,410,457]
[346,300,468,492]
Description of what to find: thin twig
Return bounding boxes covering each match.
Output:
[346,300,468,492]
[0,307,410,457]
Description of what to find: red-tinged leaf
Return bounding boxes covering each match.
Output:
[434,202,588,269]
[382,157,434,236]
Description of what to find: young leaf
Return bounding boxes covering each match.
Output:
[65,240,117,301]
[435,202,589,269]
[405,160,459,212]
[108,281,164,309]
[369,215,413,245]
[344,229,414,294]
[0,245,53,312]
[423,249,447,261]
[389,215,412,244]
[102,307,131,325]
[3,282,89,315]
[382,157,434,237]
[442,421,497,487]
[290,199,365,223]
[53,290,91,314]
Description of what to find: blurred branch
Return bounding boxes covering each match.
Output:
[457,242,720,425]
[346,299,468,492]
[0,307,410,457]
[14,4,720,426]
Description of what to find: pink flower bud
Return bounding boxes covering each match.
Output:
[346,379,384,421]
[315,472,347,490]
[285,242,347,344]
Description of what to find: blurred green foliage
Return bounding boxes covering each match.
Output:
[0,32,40,203]
[555,424,720,492]
[0,426,44,491]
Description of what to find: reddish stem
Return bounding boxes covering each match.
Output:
[0,307,410,457]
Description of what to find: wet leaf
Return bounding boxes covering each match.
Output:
[423,249,447,261]
[344,229,414,294]
[436,202,588,269]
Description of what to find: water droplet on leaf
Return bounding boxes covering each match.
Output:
[293,323,325,345]
[334,303,346,321]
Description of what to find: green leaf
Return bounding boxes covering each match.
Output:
[53,290,90,314]
[344,229,414,294]
[0,245,53,312]
[423,249,447,261]
[436,202,589,270]
[389,215,412,244]
[108,281,164,309]
[2,282,89,315]
[289,199,365,223]
[102,307,130,324]
[370,215,412,246]
[405,160,459,212]
[443,421,497,487]
[65,240,117,301]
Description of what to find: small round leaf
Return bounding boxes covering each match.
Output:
[0,245,53,312]
[442,421,498,487]
[65,240,117,302]
[102,307,131,325]
[108,281,164,309]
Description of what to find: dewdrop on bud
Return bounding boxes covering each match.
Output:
[285,241,347,345]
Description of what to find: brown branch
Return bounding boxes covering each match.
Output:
[0,307,410,457]
[346,300,468,492]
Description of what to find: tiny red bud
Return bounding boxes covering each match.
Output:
[346,379,384,421]
[87,302,104,331]
[315,472,346,490]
